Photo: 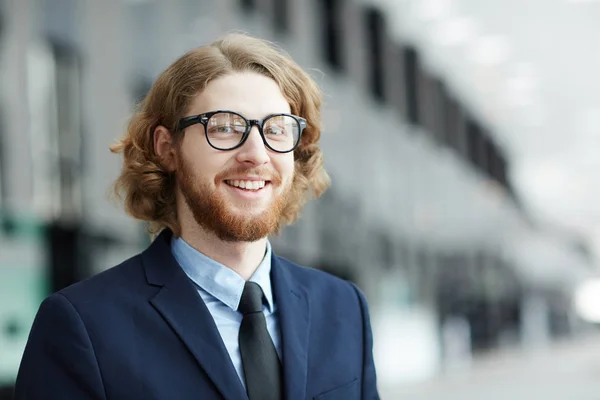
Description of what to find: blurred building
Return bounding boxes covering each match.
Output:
[0,0,596,394]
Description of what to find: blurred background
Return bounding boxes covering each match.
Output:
[1,0,600,398]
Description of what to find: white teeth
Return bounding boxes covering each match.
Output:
[226,180,266,191]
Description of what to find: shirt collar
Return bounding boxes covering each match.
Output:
[171,236,274,313]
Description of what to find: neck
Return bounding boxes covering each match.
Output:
[178,219,268,281]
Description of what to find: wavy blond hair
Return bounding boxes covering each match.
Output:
[110,33,330,237]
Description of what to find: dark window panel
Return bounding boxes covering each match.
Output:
[0,12,3,208]
[478,130,490,177]
[431,78,447,145]
[390,43,408,119]
[377,231,394,269]
[319,0,346,72]
[440,81,459,149]
[418,68,432,133]
[492,143,514,197]
[239,0,256,13]
[0,385,15,400]
[444,95,465,154]
[403,46,420,125]
[483,137,514,196]
[0,110,5,208]
[489,143,499,182]
[363,6,385,102]
[418,69,443,142]
[49,39,85,221]
[488,143,507,189]
[442,91,456,148]
[466,117,482,169]
[396,239,409,271]
[316,262,357,283]
[47,222,83,293]
[482,134,497,180]
[273,0,290,33]
[131,77,153,104]
[496,151,509,189]
[482,135,492,179]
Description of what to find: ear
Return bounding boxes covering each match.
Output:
[154,125,178,172]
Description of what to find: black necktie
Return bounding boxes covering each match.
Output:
[238,281,282,400]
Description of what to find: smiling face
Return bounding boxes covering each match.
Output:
[174,72,296,242]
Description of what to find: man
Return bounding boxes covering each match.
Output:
[15,33,379,400]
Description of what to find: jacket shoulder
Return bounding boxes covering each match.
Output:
[56,253,146,305]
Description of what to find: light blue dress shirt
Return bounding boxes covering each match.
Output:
[171,237,281,388]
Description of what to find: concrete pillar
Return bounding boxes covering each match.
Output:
[520,291,550,348]
[79,0,138,239]
[0,0,34,216]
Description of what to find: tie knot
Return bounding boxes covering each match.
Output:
[238,281,264,315]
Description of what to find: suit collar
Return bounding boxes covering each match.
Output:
[141,230,248,400]
[142,230,179,287]
[271,255,311,400]
[170,235,276,313]
[142,230,312,400]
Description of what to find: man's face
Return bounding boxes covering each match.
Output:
[175,72,295,242]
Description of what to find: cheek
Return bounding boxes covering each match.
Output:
[281,155,296,183]
[180,136,227,180]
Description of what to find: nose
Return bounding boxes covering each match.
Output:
[235,125,270,166]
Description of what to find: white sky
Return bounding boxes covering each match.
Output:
[383,0,600,257]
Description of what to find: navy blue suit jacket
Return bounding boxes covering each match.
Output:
[15,230,379,399]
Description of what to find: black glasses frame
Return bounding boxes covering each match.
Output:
[176,110,307,153]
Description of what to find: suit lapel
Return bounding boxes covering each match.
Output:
[271,256,310,400]
[143,231,247,400]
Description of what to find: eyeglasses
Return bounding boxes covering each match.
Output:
[177,110,306,153]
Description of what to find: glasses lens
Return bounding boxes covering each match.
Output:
[206,112,247,149]
[263,115,300,152]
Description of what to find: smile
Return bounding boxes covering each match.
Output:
[225,180,267,191]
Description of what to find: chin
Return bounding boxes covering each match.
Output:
[229,204,271,217]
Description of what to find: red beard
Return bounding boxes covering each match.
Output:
[176,157,291,242]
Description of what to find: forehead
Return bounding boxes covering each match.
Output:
[189,72,291,118]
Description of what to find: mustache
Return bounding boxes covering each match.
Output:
[216,166,283,185]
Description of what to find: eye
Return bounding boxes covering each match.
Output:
[216,126,233,133]
[265,125,285,135]
[209,124,245,135]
